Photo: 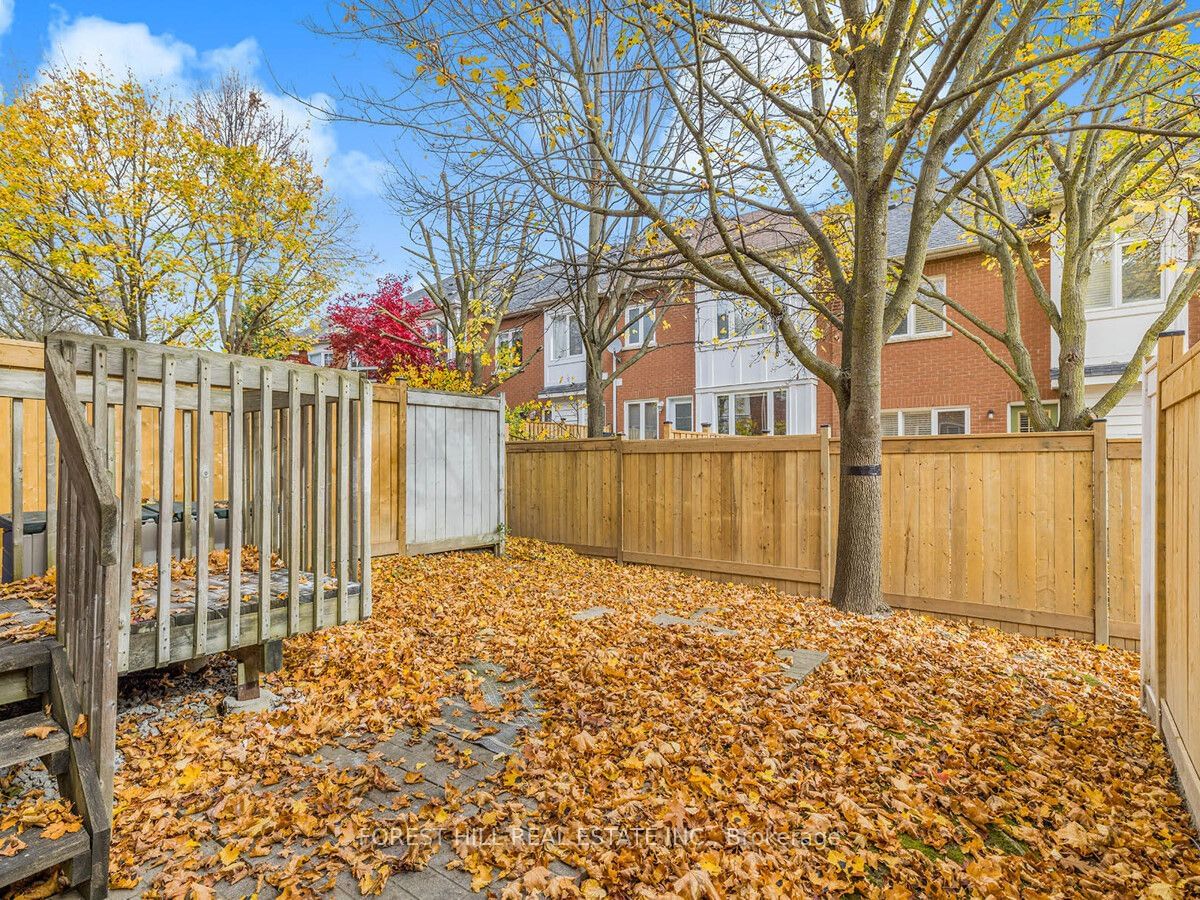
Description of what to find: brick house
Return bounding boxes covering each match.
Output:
[406,207,1193,438]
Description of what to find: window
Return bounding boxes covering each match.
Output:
[426,320,456,363]
[714,390,790,435]
[666,396,693,432]
[1085,240,1162,309]
[551,314,584,361]
[715,295,771,341]
[1009,402,1060,433]
[625,399,659,439]
[625,304,656,347]
[307,349,332,367]
[496,327,523,369]
[891,276,947,339]
[881,407,969,436]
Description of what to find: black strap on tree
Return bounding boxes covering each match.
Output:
[843,464,882,476]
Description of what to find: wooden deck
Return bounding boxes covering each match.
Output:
[0,562,360,704]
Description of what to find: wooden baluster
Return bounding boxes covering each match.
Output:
[336,376,351,624]
[118,349,140,673]
[227,363,243,650]
[360,379,373,616]
[312,374,327,630]
[182,411,193,560]
[194,359,212,659]
[11,397,24,580]
[45,405,57,571]
[156,355,176,667]
[257,368,272,644]
[287,371,301,635]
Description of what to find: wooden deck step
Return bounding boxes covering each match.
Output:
[0,640,51,674]
[0,709,68,768]
[0,827,90,889]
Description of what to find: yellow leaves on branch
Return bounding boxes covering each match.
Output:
[0,68,339,355]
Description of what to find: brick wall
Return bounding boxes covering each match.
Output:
[609,295,696,432]
[815,249,1056,435]
[487,310,546,410]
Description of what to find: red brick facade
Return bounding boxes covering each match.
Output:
[815,249,1057,435]
[488,293,696,434]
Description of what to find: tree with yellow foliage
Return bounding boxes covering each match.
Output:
[927,11,1200,430]
[0,69,204,342]
[0,68,357,358]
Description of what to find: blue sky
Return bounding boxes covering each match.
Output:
[0,1,430,294]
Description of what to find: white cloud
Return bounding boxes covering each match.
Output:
[44,16,197,84]
[0,1,14,39]
[199,37,260,77]
[37,16,386,198]
[328,149,390,198]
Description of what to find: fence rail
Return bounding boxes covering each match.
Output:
[509,420,588,441]
[508,428,1140,648]
[1142,331,1200,827]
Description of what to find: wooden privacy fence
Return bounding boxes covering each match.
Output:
[1141,331,1200,825]
[406,389,506,555]
[508,428,1141,647]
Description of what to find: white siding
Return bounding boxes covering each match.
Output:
[693,284,818,434]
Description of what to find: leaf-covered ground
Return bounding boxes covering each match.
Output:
[5,538,1200,898]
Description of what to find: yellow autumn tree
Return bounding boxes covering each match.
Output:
[189,72,358,358]
[0,68,357,357]
[0,69,205,342]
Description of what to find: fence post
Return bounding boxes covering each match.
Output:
[662,422,673,440]
[1092,418,1109,644]
[1153,331,1184,713]
[615,437,625,564]
[819,424,832,599]
[495,393,507,557]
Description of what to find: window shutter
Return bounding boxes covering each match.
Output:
[1084,247,1112,309]
[913,300,944,335]
[903,410,932,435]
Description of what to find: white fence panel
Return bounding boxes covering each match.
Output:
[406,389,505,555]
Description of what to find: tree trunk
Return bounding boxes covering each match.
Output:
[831,394,889,615]
[830,176,891,616]
[585,370,607,437]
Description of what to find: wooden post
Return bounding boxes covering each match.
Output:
[1092,417,1109,644]
[182,411,193,560]
[45,404,57,571]
[396,380,408,557]
[614,437,625,563]
[287,371,301,635]
[819,424,832,600]
[1153,331,1184,712]
[662,422,673,440]
[495,394,506,556]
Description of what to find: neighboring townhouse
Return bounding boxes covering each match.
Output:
[351,204,1195,439]
[811,204,1191,438]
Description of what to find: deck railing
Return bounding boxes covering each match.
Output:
[43,336,120,810]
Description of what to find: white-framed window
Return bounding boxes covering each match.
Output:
[714,389,789,435]
[496,327,523,368]
[666,396,694,432]
[550,314,584,361]
[1085,239,1163,310]
[625,303,656,348]
[426,320,456,363]
[1008,401,1060,433]
[891,275,947,340]
[881,406,969,436]
[625,399,660,439]
[307,348,332,367]
[715,294,771,341]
